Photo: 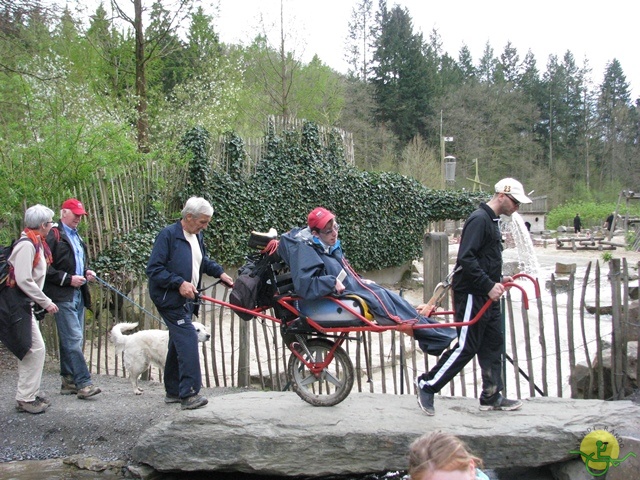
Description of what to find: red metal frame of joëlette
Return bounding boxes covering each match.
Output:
[199,278,534,336]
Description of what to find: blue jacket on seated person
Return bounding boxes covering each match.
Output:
[278,224,456,356]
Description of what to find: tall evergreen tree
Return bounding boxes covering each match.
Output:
[86,3,135,97]
[184,6,220,73]
[596,59,633,184]
[476,41,497,84]
[110,0,193,152]
[495,41,520,88]
[519,50,541,102]
[371,4,434,143]
[427,28,463,95]
[345,0,375,81]
[145,0,186,95]
[457,44,476,83]
[558,52,587,155]
[539,54,564,169]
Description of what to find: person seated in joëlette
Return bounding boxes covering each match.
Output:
[277,207,456,356]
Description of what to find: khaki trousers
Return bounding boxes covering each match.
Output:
[16,315,46,402]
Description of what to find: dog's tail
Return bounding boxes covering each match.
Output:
[110,322,139,354]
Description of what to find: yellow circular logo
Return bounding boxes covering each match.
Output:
[579,430,620,471]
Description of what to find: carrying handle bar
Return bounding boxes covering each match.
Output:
[511,273,541,299]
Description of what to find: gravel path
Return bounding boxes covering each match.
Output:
[0,342,243,467]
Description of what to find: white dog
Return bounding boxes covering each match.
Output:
[110,321,211,395]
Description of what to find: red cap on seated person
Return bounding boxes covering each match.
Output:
[307,207,335,231]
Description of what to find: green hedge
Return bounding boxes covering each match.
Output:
[94,121,486,278]
[200,120,484,271]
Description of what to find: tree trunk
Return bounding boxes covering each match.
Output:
[134,0,149,153]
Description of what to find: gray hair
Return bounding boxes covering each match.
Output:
[181,197,213,218]
[24,204,55,229]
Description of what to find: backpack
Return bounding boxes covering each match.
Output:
[0,238,30,292]
[0,238,35,360]
[229,251,279,321]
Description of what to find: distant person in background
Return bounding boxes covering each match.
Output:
[573,213,582,234]
[408,431,490,480]
[604,213,615,232]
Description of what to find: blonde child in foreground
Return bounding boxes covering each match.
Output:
[408,431,490,480]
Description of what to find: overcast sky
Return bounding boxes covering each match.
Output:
[214,0,639,99]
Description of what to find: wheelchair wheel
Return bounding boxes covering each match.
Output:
[287,337,354,407]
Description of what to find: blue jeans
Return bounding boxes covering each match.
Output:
[54,289,92,388]
[158,304,201,399]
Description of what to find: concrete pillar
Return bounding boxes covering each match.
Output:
[423,232,449,306]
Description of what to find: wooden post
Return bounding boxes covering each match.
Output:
[237,316,251,387]
[423,232,449,306]
[566,273,576,396]
[506,292,521,398]
[595,262,604,399]
[579,262,594,398]
[550,274,562,397]
[520,296,536,397]
[609,259,624,398]
[621,259,630,397]
[536,289,548,396]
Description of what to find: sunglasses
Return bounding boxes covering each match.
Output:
[506,194,521,207]
[320,223,340,235]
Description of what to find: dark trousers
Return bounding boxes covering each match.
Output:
[158,304,201,399]
[418,292,504,403]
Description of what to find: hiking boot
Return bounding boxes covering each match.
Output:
[181,394,208,410]
[77,385,102,399]
[164,394,181,404]
[60,376,78,395]
[16,399,48,414]
[479,394,522,411]
[36,393,51,406]
[415,377,435,416]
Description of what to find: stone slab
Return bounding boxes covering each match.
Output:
[132,392,640,477]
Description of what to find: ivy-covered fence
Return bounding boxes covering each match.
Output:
[212,116,355,175]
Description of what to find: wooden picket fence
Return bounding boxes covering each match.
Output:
[5,161,187,258]
[37,257,638,401]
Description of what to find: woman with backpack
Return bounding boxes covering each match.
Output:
[5,205,59,414]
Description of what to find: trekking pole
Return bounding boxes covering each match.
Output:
[93,274,163,325]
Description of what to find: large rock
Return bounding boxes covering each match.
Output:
[132,392,640,477]
[571,341,638,399]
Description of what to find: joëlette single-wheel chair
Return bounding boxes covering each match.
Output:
[199,231,532,407]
